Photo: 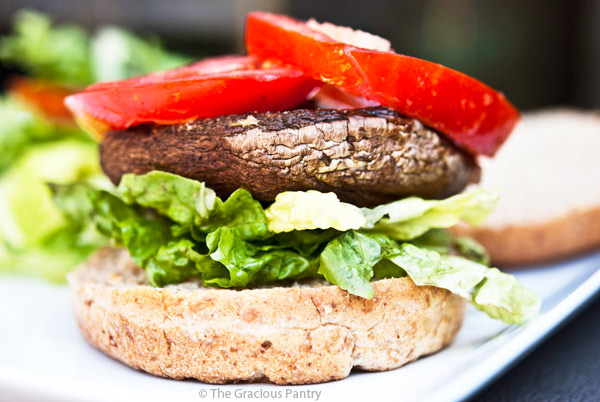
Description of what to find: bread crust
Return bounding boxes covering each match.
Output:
[68,247,466,384]
[454,205,600,267]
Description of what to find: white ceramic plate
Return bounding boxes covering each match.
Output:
[1,251,599,402]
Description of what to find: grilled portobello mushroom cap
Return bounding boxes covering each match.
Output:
[100,107,478,207]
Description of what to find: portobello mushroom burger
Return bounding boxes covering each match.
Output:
[63,12,540,384]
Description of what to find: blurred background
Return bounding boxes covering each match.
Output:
[1,0,599,110]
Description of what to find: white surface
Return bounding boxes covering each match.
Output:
[478,109,600,225]
[1,251,600,402]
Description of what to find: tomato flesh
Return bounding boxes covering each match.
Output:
[10,77,76,126]
[312,84,380,110]
[65,55,320,136]
[245,12,519,156]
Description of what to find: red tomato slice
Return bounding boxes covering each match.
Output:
[9,77,76,127]
[245,12,520,156]
[64,55,320,137]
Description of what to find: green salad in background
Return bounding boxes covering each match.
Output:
[0,10,191,282]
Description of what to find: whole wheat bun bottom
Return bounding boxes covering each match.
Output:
[68,247,466,384]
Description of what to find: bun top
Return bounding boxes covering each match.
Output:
[477,109,600,226]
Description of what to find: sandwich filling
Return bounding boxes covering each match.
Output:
[65,170,540,325]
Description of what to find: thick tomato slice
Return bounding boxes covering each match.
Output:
[245,12,520,156]
[64,55,320,137]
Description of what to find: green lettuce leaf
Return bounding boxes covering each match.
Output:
[90,190,213,287]
[144,238,205,287]
[388,244,487,299]
[118,171,216,226]
[49,181,111,246]
[472,268,542,324]
[266,190,366,232]
[206,227,261,287]
[267,229,340,256]
[411,229,490,265]
[199,188,269,241]
[373,258,407,280]
[89,190,172,268]
[387,244,541,324]
[206,227,318,288]
[314,231,539,324]
[118,171,269,241]
[50,182,97,224]
[317,230,489,301]
[319,231,399,298]
[265,188,499,240]
[454,236,490,266]
[366,189,500,240]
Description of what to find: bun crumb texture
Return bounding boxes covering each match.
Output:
[456,109,600,266]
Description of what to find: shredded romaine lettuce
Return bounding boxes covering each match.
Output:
[319,231,398,298]
[85,171,540,324]
[388,244,540,324]
[472,267,542,324]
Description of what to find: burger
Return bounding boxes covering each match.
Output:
[63,12,540,384]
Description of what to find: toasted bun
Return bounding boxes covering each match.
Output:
[454,109,600,266]
[68,247,465,384]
